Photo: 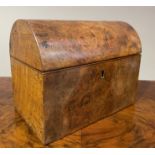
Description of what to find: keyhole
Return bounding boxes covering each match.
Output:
[101,70,105,79]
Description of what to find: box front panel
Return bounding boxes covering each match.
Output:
[44,54,140,143]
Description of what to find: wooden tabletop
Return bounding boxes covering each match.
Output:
[0,77,155,148]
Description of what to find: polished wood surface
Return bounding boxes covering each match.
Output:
[43,55,140,144]
[10,20,141,144]
[10,20,141,71]
[11,58,44,142]
[10,54,140,144]
[0,77,155,148]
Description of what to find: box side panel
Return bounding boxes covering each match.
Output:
[11,58,45,143]
[10,20,43,70]
[44,54,140,144]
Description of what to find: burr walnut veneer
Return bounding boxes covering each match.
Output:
[10,20,141,144]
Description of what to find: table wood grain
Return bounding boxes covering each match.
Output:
[0,77,155,148]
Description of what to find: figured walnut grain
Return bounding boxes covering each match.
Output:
[10,20,141,71]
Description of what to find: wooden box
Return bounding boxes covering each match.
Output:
[10,20,141,144]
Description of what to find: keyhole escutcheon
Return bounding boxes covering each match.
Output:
[101,70,105,79]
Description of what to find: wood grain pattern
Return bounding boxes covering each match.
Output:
[10,20,43,70]
[10,20,141,144]
[10,20,141,71]
[0,78,155,148]
[11,58,44,142]
[10,54,140,144]
[43,54,140,144]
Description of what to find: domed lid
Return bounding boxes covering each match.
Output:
[10,20,141,71]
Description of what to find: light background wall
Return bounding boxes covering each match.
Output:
[0,6,155,80]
